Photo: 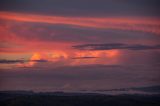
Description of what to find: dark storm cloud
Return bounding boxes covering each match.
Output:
[0,0,159,17]
[73,43,160,51]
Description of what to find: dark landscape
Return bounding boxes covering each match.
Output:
[0,91,160,106]
[1,85,160,106]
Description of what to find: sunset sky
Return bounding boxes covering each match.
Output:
[0,0,160,91]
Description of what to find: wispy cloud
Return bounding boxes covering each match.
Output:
[0,59,25,64]
[73,43,160,51]
[0,59,48,64]
[0,11,160,35]
[72,56,99,59]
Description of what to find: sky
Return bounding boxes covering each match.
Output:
[0,0,160,92]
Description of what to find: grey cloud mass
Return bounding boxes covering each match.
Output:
[0,0,160,17]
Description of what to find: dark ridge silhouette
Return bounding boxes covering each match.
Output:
[0,91,160,106]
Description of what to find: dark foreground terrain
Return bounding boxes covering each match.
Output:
[0,91,160,106]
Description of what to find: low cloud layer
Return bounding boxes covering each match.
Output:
[0,64,160,91]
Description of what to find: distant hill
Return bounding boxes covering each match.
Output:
[0,91,160,106]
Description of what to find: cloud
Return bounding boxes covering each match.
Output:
[0,59,48,64]
[0,0,159,17]
[0,59,25,64]
[31,59,48,62]
[73,43,160,51]
[0,11,159,54]
[0,11,160,35]
[72,56,99,59]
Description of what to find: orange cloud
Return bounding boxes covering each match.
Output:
[0,11,160,35]
[16,50,120,67]
[51,51,68,59]
[17,52,43,67]
[27,53,42,67]
[71,50,120,66]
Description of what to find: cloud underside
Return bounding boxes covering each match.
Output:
[73,43,160,51]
